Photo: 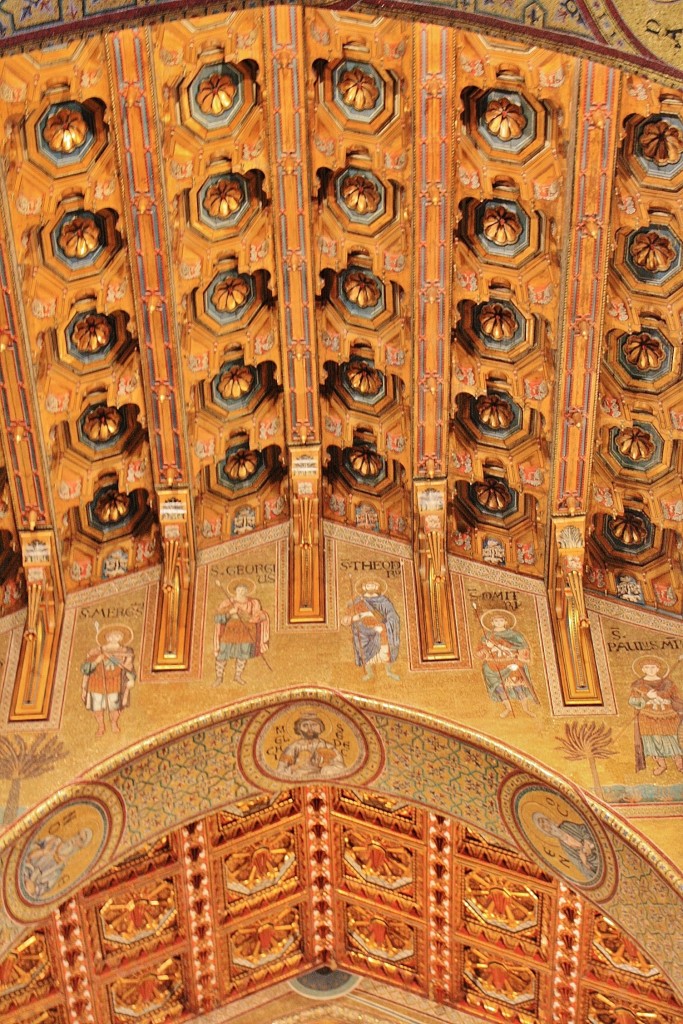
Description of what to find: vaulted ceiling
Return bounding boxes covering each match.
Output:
[0,8,682,1024]
[0,6,681,722]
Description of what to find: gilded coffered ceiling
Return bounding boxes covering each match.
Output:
[0,3,679,720]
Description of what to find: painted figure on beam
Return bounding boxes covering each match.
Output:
[342,579,400,681]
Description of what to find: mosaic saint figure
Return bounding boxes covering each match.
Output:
[81,625,136,737]
[628,657,683,777]
[21,827,93,901]
[276,715,346,780]
[342,579,400,681]
[531,812,599,883]
[213,582,269,685]
[475,610,538,718]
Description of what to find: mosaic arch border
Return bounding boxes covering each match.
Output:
[0,0,682,87]
[0,687,681,996]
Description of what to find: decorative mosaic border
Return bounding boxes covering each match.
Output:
[0,0,681,88]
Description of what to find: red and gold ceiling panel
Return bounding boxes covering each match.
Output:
[2,785,681,1024]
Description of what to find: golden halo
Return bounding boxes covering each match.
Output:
[97,624,134,646]
[225,577,256,597]
[354,577,387,596]
[632,654,669,679]
[480,609,516,631]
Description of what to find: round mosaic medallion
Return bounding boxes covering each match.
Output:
[239,695,384,790]
[5,784,125,921]
[498,772,617,900]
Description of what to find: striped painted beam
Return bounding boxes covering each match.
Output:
[412,25,457,659]
[107,30,196,670]
[549,60,621,705]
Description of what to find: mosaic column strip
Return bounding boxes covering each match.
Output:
[181,820,219,1014]
[428,811,453,1003]
[549,61,621,705]
[263,5,319,445]
[106,30,197,670]
[551,882,582,1024]
[304,785,334,961]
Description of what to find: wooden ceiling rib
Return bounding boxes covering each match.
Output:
[1,785,681,1024]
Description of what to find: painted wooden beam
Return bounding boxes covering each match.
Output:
[106,30,196,670]
[549,60,621,705]
[263,6,325,622]
[412,24,458,659]
[0,191,64,721]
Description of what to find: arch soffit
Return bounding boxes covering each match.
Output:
[0,687,681,998]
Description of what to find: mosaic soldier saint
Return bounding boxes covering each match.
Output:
[475,610,539,718]
[81,625,136,737]
[213,582,270,685]
[342,579,400,681]
[629,656,683,777]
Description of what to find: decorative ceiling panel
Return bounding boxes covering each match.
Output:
[587,71,683,613]
[0,38,159,591]
[449,36,574,577]
[0,7,678,644]
[151,14,289,546]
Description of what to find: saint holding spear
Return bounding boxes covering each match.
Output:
[213,578,270,685]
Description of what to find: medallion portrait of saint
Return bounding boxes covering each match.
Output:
[475,610,538,718]
[20,826,94,902]
[213,579,270,686]
[81,624,136,736]
[276,714,347,780]
[342,578,400,681]
[530,811,600,884]
[628,656,683,777]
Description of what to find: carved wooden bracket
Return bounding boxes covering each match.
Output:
[10,530,64,720]
[152,490,195,671]
[414,480,458,660]
[549,517,602,705]
[289,447,325,623]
